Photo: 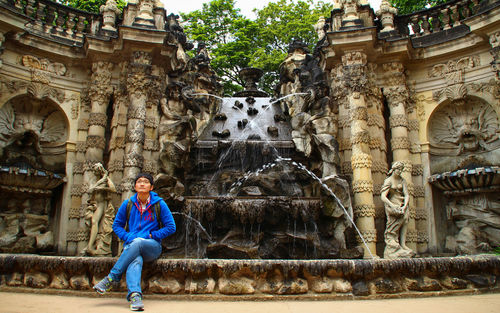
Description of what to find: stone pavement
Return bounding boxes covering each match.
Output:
[1,291,500,313]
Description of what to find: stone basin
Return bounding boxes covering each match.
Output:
[428,166,500,195]
[0,166,65,195]
[0,254,498,298]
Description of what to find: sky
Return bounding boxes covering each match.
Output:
[161,0,383,18]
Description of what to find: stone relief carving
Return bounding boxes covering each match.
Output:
[81,163,116,256]
[0,198,54,253]
[430,56,480,102]
[22,55,67,76]
[467,79,500,101]
[489,32,500,79]
[380,161,415,259]
[428,99,499,155]
[428,56,479,83]
[89,61,114,103]
[445,194,500,255]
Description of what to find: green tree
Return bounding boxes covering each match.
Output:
[389,0,448,15]
[251,0,332,93]
[181,0,332,95]
[181,0,260,96]
[58,0,126,14]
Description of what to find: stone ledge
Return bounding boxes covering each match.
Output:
[0,254,499,299]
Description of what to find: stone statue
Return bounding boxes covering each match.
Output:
[159,84,195,172]
[314,16,326,40]
[380,161,415,259]
[280,41,339,180]
[82,162,116,256]
[181,42,221,138]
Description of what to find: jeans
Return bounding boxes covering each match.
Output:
[108,238,162,299]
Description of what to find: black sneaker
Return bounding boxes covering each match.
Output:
[93,276,113,294]
[129,292,144,311]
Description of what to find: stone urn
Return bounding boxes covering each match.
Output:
[233,67,268,97]
[100,0,121,32]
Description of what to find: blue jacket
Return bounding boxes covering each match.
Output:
[113,191,176,244]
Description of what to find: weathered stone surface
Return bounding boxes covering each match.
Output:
[277,278,308,295]
[464,274,497,287]
[218,277,256,295]
[185,278,216,294]
[352,281,371,296]
[149,275,182,294]
[332,278,353,293]
[405,277,442,292]
[259,278,308,295]
[50,272,69,289]
[373,277,403,294]
[70,274,90,290]
[6,272,24,287]
[24,272,49,288]
[310,277,334,293]
[440,276,468,290]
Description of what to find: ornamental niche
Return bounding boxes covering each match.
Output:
[428,98,499,159]
[0,95,67,253]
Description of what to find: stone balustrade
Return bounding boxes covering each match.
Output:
[391,0,500,46]
[1,0,101,45]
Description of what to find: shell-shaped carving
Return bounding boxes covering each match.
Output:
[0,103,15,138]
[445,84,467,101]
[40,111,67,143]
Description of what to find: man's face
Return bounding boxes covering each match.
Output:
[135,177,154,194]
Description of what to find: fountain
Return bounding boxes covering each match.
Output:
[0,0,499,300]
[155,67,363,260]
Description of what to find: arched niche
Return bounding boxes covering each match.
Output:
[0,94,68,254]
[426,95,500,255]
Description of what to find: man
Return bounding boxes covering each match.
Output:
[93,173,176,311]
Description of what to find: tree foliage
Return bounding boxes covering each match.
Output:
[251,0,332,94]
[181,0,259,95]
[388,0,448,15]
[181,0,332,96]
[58,0,126,14]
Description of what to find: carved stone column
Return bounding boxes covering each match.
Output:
[408,108,427,253]
[108,62,128,205]
[0,31,4,68]
[87,62,114,163]
[122,51,153,201]
[330,64,351,178]
[343,51,377,258]
[365,64,387,256]
[142,65,163,178]
[382,62,417,251]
